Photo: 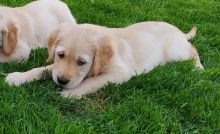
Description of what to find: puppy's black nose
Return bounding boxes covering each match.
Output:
[57,77,70,85]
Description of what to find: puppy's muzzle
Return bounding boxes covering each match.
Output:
[57,76,70,85]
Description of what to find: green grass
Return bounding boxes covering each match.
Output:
[0,0,220,133]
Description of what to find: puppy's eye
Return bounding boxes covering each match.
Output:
[58,53,65,59]
[77,58,87,66]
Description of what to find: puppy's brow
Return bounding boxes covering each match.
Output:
[55,46,65,53]
[79,55,90,61]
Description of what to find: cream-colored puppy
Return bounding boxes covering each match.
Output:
[0,0,76,63]
[6,22,204,98]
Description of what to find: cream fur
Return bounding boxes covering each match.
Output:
[6,22,204,99]
[0,0,76,63]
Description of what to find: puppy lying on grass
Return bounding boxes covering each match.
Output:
[6,22,204,98]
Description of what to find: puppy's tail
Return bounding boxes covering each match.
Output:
[186,27,197,40]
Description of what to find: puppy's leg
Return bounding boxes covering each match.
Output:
[61,72,131,99]
[190,46,204,69]
[6,64,53,86]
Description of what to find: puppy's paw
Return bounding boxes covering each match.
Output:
[61,90,82,99]
[6,72,29,86]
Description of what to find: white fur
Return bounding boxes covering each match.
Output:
[6,65,53,86]
[0,40,30,62]
[0,0,76,63]
[55,46,65,53]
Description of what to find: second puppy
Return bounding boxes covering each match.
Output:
[0,0,76,63]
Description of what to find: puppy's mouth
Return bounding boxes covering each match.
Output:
[60,73,91,90]
[52,72,89,90]
[54,77,82,90]
[60,81,80,90]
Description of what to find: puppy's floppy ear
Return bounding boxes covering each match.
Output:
[47,30,60,63]
[90,36,114,76]
[1,23,18,56]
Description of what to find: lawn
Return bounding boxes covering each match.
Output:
[0,0,220,133]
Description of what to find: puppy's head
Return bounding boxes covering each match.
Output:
[0,15,18,57]
[47,24,114,88]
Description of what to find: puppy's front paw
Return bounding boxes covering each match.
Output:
[6,72,29,86]
[61,89,82,99]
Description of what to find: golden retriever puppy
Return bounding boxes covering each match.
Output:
[0,0,76,63]
[6,22,204,98]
